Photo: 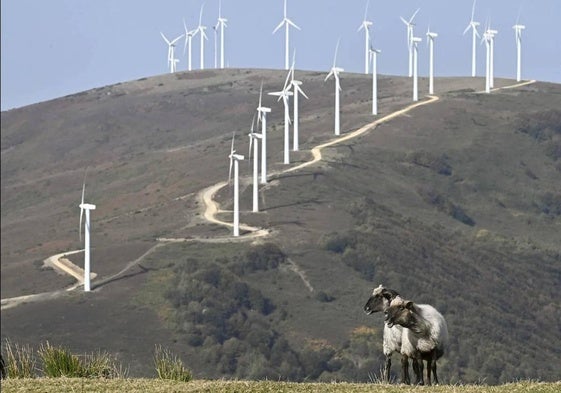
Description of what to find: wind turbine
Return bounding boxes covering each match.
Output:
[463,0,480,77]
[257,82,271,184]
[228,133,244,237]
[172,58,180,73]
[216,0,228,69]
[325,39,344,136]
[412,36,422,101]
[369,43,381,115]
[487,27,498,88]
[289,54,308,151]
[513,23,525,82]
[482,29,492,93]
[427,28,438,95]
[78,174,96,292]
[269,69,294,164]
[196,3,208,70]
[358,0,373,75]
[183,19,198,71]
[273,0,301,70]
[400,8,420,77]
[161,32,184,73]
[248,115,263,212]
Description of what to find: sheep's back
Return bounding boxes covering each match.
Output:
[417,304,449,350]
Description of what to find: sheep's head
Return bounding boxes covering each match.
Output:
[384,296,416,328]
[363,285,400,315]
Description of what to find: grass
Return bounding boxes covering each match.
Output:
[153,345,192,382]
[3,339,36,378]
[1,380,559,393]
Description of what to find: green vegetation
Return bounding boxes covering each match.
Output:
[1,379,559,393]
[153,345,192,382]
[3,339,36,378]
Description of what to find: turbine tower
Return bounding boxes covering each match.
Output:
[248,115,263,212]
[216,0,228,69]
[482,29,492,93]
[400,8,420,77]
[463,0,480,77]
[325,39,344,136]
[412,36,422,101]
[488,28,498,88]
[369,45,381,115]
[269,69,294,165]
[183,20,198,71]
[513,23,525,82]
[161,32,184,73]
[257,82,271,184]
[358,0,373,75]
[289,54,308,151]
[228,133,244,237]
[196,3,208,70]
[79,177,96,292]
[273,0,300,70]
[427,28,438,95]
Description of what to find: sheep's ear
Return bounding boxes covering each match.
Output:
[405,301,414,310]
[381,289,393,302]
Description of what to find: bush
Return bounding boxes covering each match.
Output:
[154,345,192,382]
[3,339,36,378]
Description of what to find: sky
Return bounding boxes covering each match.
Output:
[2,0,560,111]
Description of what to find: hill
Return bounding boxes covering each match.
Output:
[1,69,560,383]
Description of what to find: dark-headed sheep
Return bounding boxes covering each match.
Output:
[364,285,417,384]
[385,296,449,385]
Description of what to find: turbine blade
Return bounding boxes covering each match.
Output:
[364,0,370,22]
[471,0,477,22]
[333,38,341,68]
[463,23,471,35]
[199,3,205,26]
[79,169,87,242]
[286,19,300,30]
[409,8,420,23]
[297,85,309,100]
[258,80,263,108]
[273,20,285,34]
[400,16,408,26]
[160,32,171,45]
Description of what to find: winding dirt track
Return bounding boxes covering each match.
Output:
[1,79,536,310]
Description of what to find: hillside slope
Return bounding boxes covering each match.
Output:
[1,69,560,383]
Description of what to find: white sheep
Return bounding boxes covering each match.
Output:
[364,285,417,384]
[384,295,449,385]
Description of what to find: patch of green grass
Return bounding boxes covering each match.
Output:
[153,345,192,382]
[1,380,559,393]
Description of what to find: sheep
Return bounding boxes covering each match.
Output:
[363,284,416,384]
[384,295,449,386]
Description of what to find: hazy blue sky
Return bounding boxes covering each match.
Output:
[2,0,560,110]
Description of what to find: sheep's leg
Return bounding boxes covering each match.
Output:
[400,355,409,384]
[415,360,424,385]
[431,353,439,385]
[426,357,433,386]
[383,354,391,383]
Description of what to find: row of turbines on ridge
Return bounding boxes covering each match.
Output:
[77,0,528,291]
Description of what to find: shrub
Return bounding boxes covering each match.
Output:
[154,345,192,382]
[3,339,36,378]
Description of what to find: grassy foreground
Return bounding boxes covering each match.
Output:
[1,379,559,393]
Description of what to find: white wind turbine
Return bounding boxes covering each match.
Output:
[412,36,422,101]
[358,0,373,75]
[248,114,263,212]
[183,19,198,71]
[426,28,438,95]
[289,54,308,151]
[216,0,228,69]
[172,58,180,73]
[161,32,184,73]
[463,0,480,77]
[325,39,344,136]
[513,22,525,82]
[273,0,300,70]
[482,29,492,93]
[487,27,498,88]
[400,8,420,77]
[196,3,208,70]
[269,69,294,164]
[257,82,271,184]
[228,133,244,237]
[369,42,381,115]
[78,174,96,292]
